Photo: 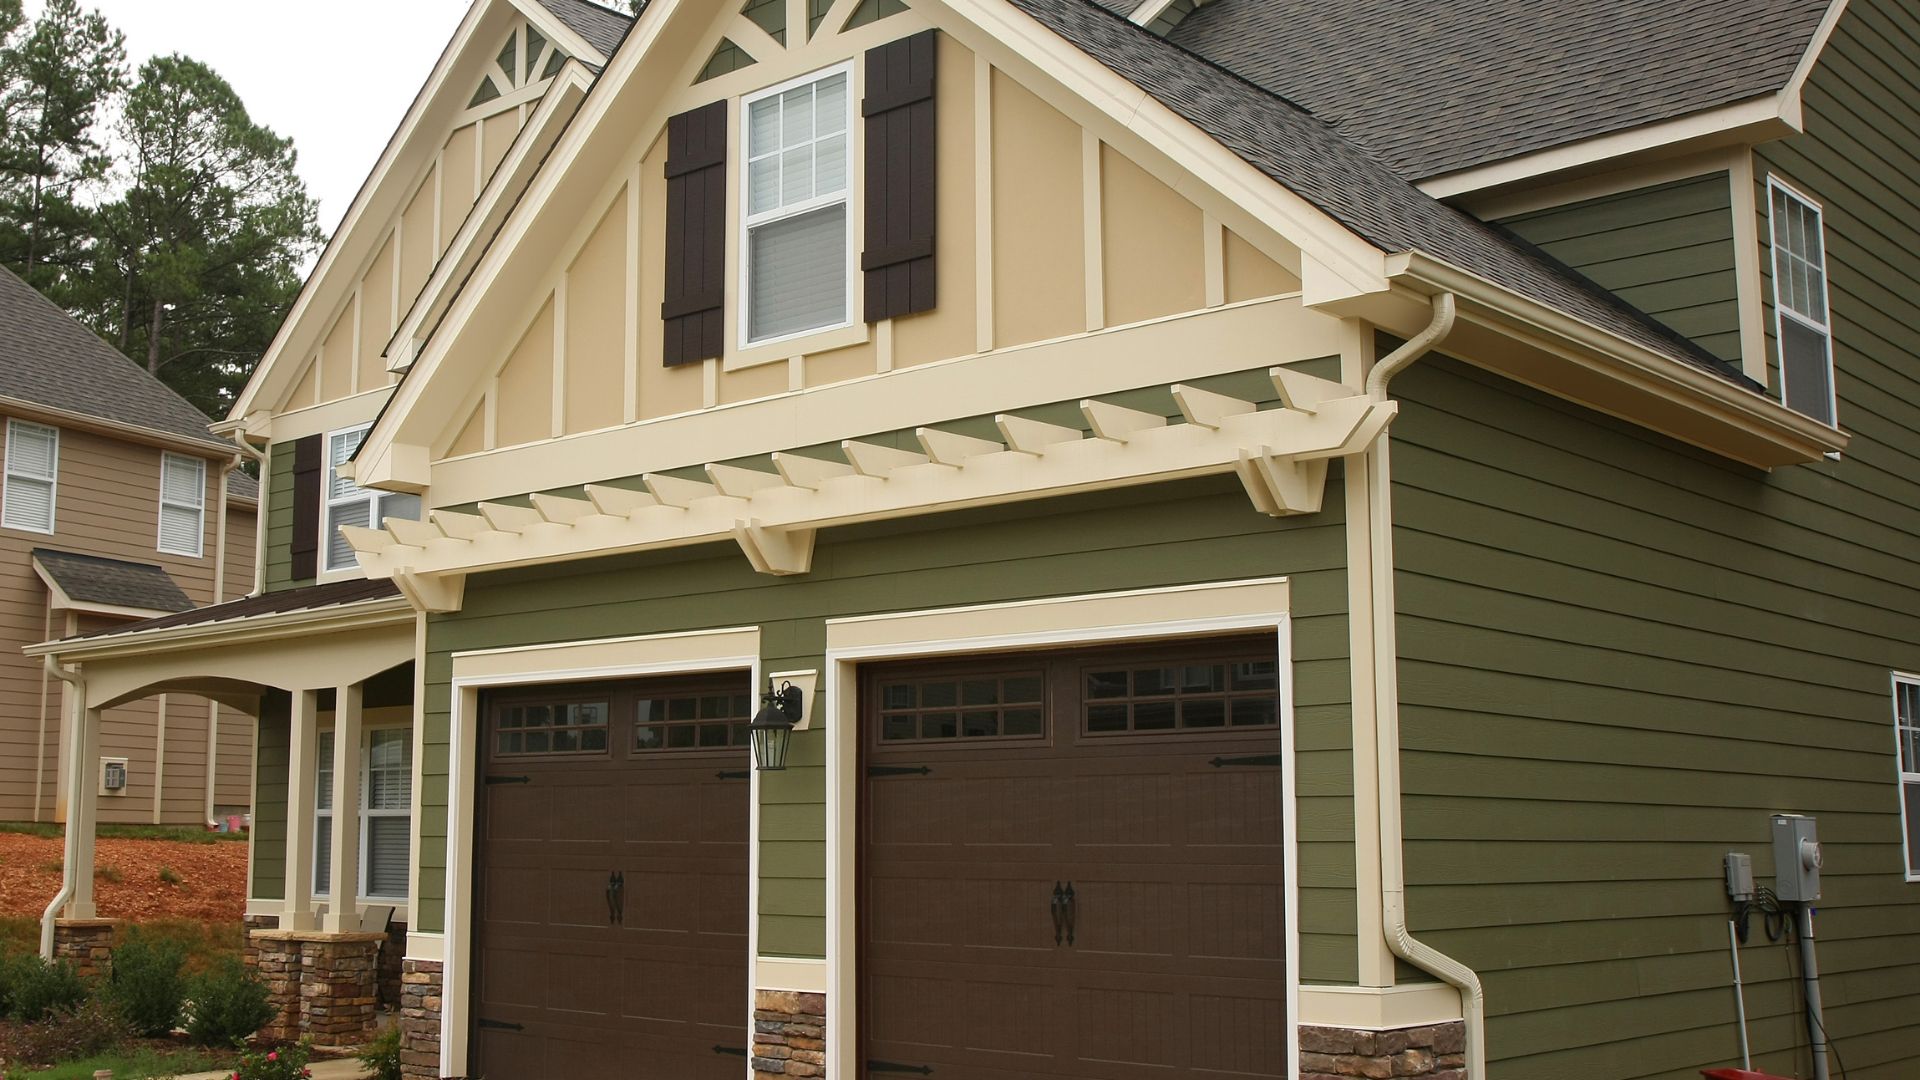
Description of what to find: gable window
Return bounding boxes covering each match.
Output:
[3,420,57,534]
[1768,179,1836,425]
[315,726,413,901]
[742,65,851,345]
[1897,675,1920,881]
[324,425,421,573]
[157,453,206,556]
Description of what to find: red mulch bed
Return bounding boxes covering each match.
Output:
[0,834,246,922]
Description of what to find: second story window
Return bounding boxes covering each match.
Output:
[325,425,421,572]
[1768,179,1836,425]
[158,453,206,556]
[743,66,851,345]
[3,419,58,534]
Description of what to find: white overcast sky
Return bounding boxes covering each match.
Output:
[31,0,475,238]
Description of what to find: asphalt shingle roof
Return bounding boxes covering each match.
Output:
[1167,0,1831,180]
[1007,0,1753,386]
[34,549,193,613]
[534,0,634,60]
[0,267,228,450]
[69,577,402,640]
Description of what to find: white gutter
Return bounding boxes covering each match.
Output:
[1362,293,1489,1076]
[40,656,85,960]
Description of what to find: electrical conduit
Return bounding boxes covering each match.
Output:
[1362,293,1488,1076]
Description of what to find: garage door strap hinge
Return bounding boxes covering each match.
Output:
[476,1018,524,1031]
[484,774,531,785]
[867,1061,934,1075]
[1208,754,1282,768]
[716,769,751,780]
[713,1045,749,1057]
[867,765,933,777]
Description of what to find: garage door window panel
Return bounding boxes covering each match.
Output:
[634,690,753,751]
[493,699,610,756]
[1084,659,1278,735]
[876,670,1046,742]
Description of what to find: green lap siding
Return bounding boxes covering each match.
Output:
[251,693,290,900]
[421,474,1359,980]
[1498,174,1741,363]
[263,442,308,593]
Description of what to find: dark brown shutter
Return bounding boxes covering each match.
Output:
[289,435,322,581]
[861,30,938,323]
[661,100,730,366]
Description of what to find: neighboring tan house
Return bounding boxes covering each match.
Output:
[28,0,1920,1077]
[0,266,258,828]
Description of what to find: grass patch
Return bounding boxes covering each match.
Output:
[0,919,244,976]
[1,1043,226,1079]
[0,822,244,844]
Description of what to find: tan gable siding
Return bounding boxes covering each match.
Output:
[1101,144,1204,326]
[1225,227,1301,303]
[440,124,481,259]
[400,169,438,306]
[563,191,629,435]
[358,237,398,395]
[991,71,1085,348]
[494,297,556,448]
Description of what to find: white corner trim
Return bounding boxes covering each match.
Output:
[822,578,1298,1080]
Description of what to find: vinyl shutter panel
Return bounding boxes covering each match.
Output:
[861,30,937,322]
[289,435,322,581]
[661,100,730,366]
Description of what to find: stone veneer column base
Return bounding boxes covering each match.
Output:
[398,958,443,1080]
[1300,1021,1466,1080]
[752,989,826,1078]
[51,919,121,980]
[246,930,384,1047]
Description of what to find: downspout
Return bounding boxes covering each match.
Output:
[227,431,268,597]
[40,655,84,959]
[1362,293,1488,1076]
[207,456,238,829]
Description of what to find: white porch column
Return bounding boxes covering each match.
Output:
[282,689,320,931]
[63,705,103,919]
[323,682,364,933]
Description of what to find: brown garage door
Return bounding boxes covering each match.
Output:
[473,676,752,1077]
[862,637,1287,1080]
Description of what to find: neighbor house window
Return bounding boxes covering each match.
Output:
[157,453,206,556]
[1768,179,1836,425]
[315,727,413,901]
[324,425,421,572]
[742,65,850,345]
[3,420,57,533]
[1896,675,1920,881]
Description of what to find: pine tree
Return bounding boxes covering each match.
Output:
[0,0,125,295]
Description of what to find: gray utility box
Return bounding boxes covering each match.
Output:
[1772,814,1822,903]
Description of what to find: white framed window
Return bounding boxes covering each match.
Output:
[315,725,414,901]
[157,453,206,556]
[324,425,421,573]
[1767,178,1837,425]
[3,420,58,533]
[1895,674,1920,882]
[741,64,852,346]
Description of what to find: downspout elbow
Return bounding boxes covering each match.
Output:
[40,656,83,959]
[1367,292,1456,401]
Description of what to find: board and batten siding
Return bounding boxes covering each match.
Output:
[1392,352,1920,1078]
[1497,174,1741,364]
[417,472,1361,981]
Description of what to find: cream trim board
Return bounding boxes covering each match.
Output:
[1782,0,1850,128]
[1728,149,1768,385]
[1298,984,1463,1032]
[823,579,1299,1080]
[1082,128,1104,332]
[1127,0,1174,26]
[1418,95,1795,200]
[756,956,828,993]
[1458,146,1744,221]
[440,629,762,1080]
[403,931,445,963]
[269,387,390,445]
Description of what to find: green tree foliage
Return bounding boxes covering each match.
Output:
[74,54,320,417]
[0,0,126,296]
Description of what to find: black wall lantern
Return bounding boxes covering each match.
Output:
[751,679,803,771]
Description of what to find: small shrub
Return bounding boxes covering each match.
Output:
[184,956,273,1047]
[107,926,188,1036]
[235,1038,313,1080]
[37,859,62,875]
[158,865,182,885]
[360,1022,402,1080]
[9,953,87,1022]
[11,996,131,1064]
[94,865,123,885]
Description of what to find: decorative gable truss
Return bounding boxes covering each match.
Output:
[342,368,1388,598]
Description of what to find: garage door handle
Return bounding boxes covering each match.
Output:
[1063,882,1076,946]
[1050,882,1067,945]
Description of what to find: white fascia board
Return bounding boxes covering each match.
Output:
[504,0,614,65]
[227,0,518,423]
[1418,95,1797,201]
